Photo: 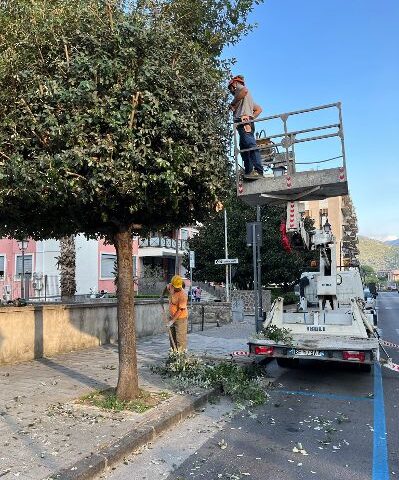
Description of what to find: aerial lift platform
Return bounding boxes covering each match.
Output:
[234,102,348,205]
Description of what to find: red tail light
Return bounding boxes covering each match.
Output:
[342,351,365,362]
[254,346,274,356]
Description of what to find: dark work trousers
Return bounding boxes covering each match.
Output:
[237,122,263,174]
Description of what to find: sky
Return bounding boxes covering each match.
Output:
[224,0,399,241]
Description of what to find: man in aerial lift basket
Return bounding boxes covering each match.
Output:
[228,75,263,181]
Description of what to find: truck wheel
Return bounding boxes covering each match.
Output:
[277,358,299,368]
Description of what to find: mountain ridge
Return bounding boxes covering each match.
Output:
[385,239,399,246]
[358,236,399,271]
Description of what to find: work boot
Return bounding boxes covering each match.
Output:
[244,170,261,181]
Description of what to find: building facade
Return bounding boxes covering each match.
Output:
[0,228,195,301]
[303,194,359,268]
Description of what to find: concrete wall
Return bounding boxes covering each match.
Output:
[0,300,167,366]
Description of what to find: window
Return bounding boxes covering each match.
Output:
[100,254,137,279]
[101,254,117,279]
[319,208,328,228]
[0,255,4,278]
[180,229,189,240]
[16,254,33,276]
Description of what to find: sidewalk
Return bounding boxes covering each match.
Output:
[0,318,256,479]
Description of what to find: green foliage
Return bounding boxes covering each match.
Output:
[360,264,379,285]
[0,0,262,241]
[154,351,268,405]
[358,236,399,272]
[184,188,317,288]
[79,387,171,413]
[270,288,297,305]
[0,0,264,400]
[164,0,263,56]
[255,325,293,344]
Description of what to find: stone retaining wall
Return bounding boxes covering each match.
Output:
[189,302,231,327]
[231,290,271,314]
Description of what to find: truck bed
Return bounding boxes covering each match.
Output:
[250,334,378,351]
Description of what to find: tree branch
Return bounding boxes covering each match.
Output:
[21,98,36,122]
[65,171,86,180]
[129,92,141,130]
[106,2,114,31]
[64,43,70,69]
[0,151,11,161]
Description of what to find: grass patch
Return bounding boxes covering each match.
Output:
[152,351,268,406]
[78,388,171,413]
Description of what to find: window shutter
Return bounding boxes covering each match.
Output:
[101,254,116,279]
[16,255,33,275]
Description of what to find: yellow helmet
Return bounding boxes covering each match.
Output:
[171,275,183,289]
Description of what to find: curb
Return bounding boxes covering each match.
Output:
[45,388,219,480]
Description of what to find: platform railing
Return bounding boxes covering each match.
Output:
[233,102,347,177]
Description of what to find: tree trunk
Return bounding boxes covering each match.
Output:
[114,230,139,400]
[58,235,76,302]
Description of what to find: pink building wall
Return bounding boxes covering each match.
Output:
[97,238,139,293]
[0,238,37,299]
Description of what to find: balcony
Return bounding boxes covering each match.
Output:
[139,236,188,254]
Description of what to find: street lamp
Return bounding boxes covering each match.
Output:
[17,239,29,300]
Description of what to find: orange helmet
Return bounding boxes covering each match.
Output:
[228,75,245,90]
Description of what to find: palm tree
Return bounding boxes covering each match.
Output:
[57,235,77,301]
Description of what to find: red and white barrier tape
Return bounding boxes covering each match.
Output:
[382,360,399,372]
[380,339,399,350]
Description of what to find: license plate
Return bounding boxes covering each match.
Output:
[290,349,325,357]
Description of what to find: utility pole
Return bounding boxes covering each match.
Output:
[174,229,179,275]
[224,209,230,302]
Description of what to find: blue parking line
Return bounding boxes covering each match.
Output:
[373,363,390,480]
[274,390,373,402]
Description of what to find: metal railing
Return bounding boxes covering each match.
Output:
[233,102,347,176]
[0,274,60,302]
[139,236,188,250]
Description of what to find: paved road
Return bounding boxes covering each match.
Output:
[100,292,399,480]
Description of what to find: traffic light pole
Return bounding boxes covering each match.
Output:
[247,217,263,333]
[252,223,259,332]
[256,205,263,329]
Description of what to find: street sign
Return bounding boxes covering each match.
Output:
[214,258,239,265]
[189,250,195,268]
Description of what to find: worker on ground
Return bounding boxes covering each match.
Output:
[164,275,188,352]
[228,75,263,180]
